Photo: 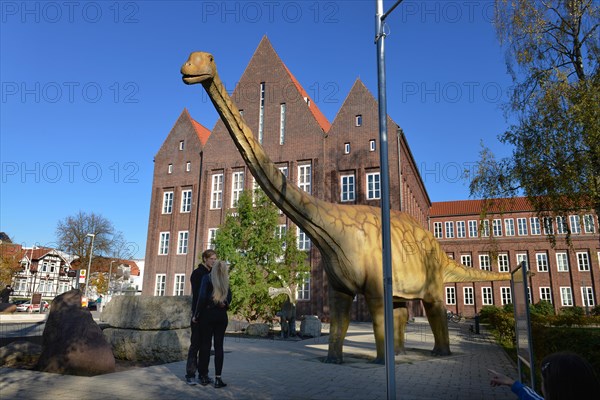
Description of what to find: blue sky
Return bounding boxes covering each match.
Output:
[1,1,514,258]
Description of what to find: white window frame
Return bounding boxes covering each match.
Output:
[576,251,590,271]
[582,287,595,307]
[210,173,224,209]
[445,221,454,239]
[479,254,491,271]
[543,217,554,235]
[355,114,362,126]
[177,231,189,255]
[344,143,350,154]
[500,287,512,305]
[258,82,265,143]
[181,189,192,213]
[492,219,503,237]
[504,218,515,236]
[158,232,170,255]
[463,287,474,305]
[560,287,573,306]
[498,254,509,273]
[530,217,541,235]
[516,253,528,269]
[173,274,185,296]
[445,287,456,305]
[369,139,376,151]
[207,228,218,250]
[162,191,173,214]
[456,221,466,238]
[460,254,472,267]
[179,140,184,150]
[481,220,490,237]
[517,217,528,236]
[482,287,493,305]
[155,274,166,296]
[297,273,311,301]
[186,161,191,172]
[556,216,568,234]
[340,174,355,202]
[297,228,311,251]
[556,252,569,272]
[583,214,595,233]
[539,287,552,303]
[468,220,478,238]
[231,171,244,208]
[279,103,286,145]
[298,164,311,194]
[168,164,173,174]
[433,222,443,239]
[366,172,381,200]
[569,215,581,234]
[536,252,548,272]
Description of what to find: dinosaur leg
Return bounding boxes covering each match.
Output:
[422,299,451,356]
[365,296,386,364]
[324,289,353,364]
[394,301,408,355]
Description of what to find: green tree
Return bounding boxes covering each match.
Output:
[0,243,22,288]
[469,1,600,243]
[212,189,309,322]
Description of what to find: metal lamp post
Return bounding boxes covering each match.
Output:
[85,233,95,297]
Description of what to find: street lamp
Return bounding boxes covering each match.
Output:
[85,233,95,297]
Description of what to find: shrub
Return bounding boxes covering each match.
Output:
[591,305,600,316]
[479,305,503,323]
[530,300,555,316]
[560,306,585,316]
[503,303,514,313]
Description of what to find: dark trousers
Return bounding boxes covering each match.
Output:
[198,308,228,377]
[185,318,202,378]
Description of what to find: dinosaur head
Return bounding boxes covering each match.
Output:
[181,52,216,85]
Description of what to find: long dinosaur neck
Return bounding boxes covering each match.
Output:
[203,73,323,231]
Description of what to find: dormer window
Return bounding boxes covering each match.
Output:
[355,115,362,127]
[179,140,184,150]
[344,143,350,154]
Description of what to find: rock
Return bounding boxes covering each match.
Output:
[101,295,192,329]
[103,328,189,363]
[0,340,42,366]
[0,303,16,314]
[245,323,270,337]
[36,289,115,376]
[300,315,322,337]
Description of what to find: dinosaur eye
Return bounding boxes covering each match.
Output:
[209,56,213,62]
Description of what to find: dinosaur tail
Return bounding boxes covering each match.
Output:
[443,256,511,283]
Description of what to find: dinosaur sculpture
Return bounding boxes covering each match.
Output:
[268,286,297,338]
[181,52,511,363]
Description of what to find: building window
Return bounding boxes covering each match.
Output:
[355,115,362,126]
[179,140,184,150]
[177,231,189,255]
[231,171,245,207]
[297,273,311,300]
[569,215,581,234]
[344,143,350,154]
[582,287,595,307]
[583,214,595,233]
[576,251,590,271]
[181,189,192,213]
[463,287,474,305]
[366,172,381,200]
[210,173,223,209]
[468,220,478,238]
[542,217,554,235]
[517,218,528,236]
[279,103,286,145]
[445,287,456,305]
[369,139,376,152]
[556,216,568,234]
[158,232,170,255]
[560,287,573,306]
[501,287,512,305]
[505,219,515,236]
[154,274,166,296]
[168,164,173,174]
[540,287,552,303]
[516,253,528,269]
[481,287,493,305]
[493,219,503,236]
[481,220,490,237]
[530,217,541,235]
[556,252,569,272]
[340,174,355,202]
[258,82,265,143]
[498,254,509,273]
[433,222,443,239]
[297,228,311,251]
[536,253,548,272]
[445,221,454,238]
[162,191,173,214]
[207,228,218,250]
[186,161,191,172]
[298,164,311,194]
[460,254,472,267]
[479,254,491,271]
[174,274,185,296]
[456,221,466,238]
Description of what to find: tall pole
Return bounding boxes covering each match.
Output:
[85,234,95,297]
[376,1,404,399]
[109,260,115,300]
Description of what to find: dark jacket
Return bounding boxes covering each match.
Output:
[194,274,232,319]
[190,264,211,315]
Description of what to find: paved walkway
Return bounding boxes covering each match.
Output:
[0,316,519,399]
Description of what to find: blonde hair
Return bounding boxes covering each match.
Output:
[211,260,229,304]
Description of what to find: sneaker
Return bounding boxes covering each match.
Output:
[185,376,197,386]
[214,377,227,388]
[199,375,213,386]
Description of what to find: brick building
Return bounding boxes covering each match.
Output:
[143,37,599,320]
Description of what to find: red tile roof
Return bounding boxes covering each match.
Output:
[182,108,211,145]
[430,197,534,217]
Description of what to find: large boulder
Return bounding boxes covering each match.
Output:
[300,315,322,337]
[0,340,42,367]
[36,289,115,376]
[101,295,191,363]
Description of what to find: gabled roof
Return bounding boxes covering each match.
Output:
[430,197,534,217]
[185,109,211,145]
